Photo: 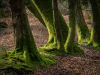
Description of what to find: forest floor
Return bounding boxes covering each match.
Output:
[0,15,100,75]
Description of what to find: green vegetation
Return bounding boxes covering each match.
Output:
[0,0,100,71]
[76,0,90,44]
[26,0,68,51]
[88,0,100,50]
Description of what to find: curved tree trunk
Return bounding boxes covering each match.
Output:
[76,0,90,44]
[26,0,45,26]
[64,0,76,52]
[64,0,83,54]
[27,0,68,51]
[89,0,100,49]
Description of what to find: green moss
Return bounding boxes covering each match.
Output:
[66,44,84,55]
[76,25,90,45]
[88,27,94,45]
[64,29,84,55]
[27,0,68,51]
[0,50,56,71]
[26,0,45,25]
[64,0,84,55]
[6,0,56,71]
[88,0,100,50]
[76,0,90,45]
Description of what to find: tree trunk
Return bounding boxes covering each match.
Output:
[29,0,68,51]
[89,0,100,49]
[52,0,64,50]
[76,0,90,44]
[9,0,41,63]
[64,0,76,52]
[26,0,45,26]
[64,0,83,54]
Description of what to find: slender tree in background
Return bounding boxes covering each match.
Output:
[26,0,68,51]
[9,0,42,65]
[64,0,83,54]
[88,0,100,49]
[76,0,90,44]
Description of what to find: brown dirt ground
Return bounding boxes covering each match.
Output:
[0,15,100,75]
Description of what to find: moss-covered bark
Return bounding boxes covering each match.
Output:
[52,0,64,50]
[27,0,68,51]
[26,0,45,26]
[76,0,90,44]
[9,0,42,63]
[89,0,100,49]
[64,0,84,55]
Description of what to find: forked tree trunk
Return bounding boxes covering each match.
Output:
[9,0,41,63]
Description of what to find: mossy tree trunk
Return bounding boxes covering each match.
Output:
[27,0,68,51]
[32,0,58,50]
[89,0,100,49]
[26,0,45,26]
[64,0,83,55]
[76,0,90,44]
[52,0,64,50]
[64,0,76,53]
[9,0,41,63]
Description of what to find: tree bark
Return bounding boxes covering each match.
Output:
[89,0,100,49]
[64,0,76,52]
[26,0,45,26]
[52,0,64,50]
[76,0,90,44]
[29,0,68,51]
[9,0,41,63]
[64,0,83,54]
